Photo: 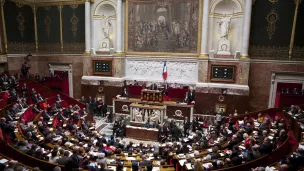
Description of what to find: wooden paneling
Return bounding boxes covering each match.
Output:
[194,93,249,115]
[81,84,122,105]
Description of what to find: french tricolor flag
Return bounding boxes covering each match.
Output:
[162,61,167,80]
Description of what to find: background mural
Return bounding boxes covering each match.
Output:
[127,0,200,54]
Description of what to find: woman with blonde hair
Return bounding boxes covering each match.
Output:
[194,161,203,171]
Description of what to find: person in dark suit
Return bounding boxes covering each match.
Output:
[66,148,80,171]
[139,155,153,171]
[92,97,98,115]
[30,88,37,97]
[35,73,40,81]
[21,83,28,94]
[32,104,40,114]
[150,83,158,90]
[32,94,39,104]
[56,94,62,102]
[188,88,195,103]
[79,96,86,103]
[184,117,190,136]
[101,101,107,117]
[258,138,273,154]
[5,111,14,122]
[42,110,52,121]
[121,87,129,98]
[55,101,62,110]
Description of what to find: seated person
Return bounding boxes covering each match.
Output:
[20,119,34,134]
[258,138,273,154]
[37,94,44,102]
[21,83,28,94]
[150,82,158,90]
[55,101,62,109]
[32,104,41,114]
[42,110,52,121]
[30,88,37,97]
[56,94,62,102]
[32,94,39,104]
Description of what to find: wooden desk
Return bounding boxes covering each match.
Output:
[126,126,158,141]
[141,89,163,103]
[113,98,194,121]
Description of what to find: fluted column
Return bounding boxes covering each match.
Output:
[115,0,123,55]
[199,0,210,58]
[85,1,91,54]
[240,0,252,59]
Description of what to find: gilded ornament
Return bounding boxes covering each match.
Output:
[44,16,52,38]
[265,9,278,40]
[16,12,25,38]
[15,2,23,8]
[1,0,6,6]
[70,14,79,38]
[70,4,78,9]
[44,6,51,10]
[269,0,278,4]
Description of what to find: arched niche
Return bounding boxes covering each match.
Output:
[208,0,244,56]
[93,0,117,52]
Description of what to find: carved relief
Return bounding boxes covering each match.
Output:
[70,14,79,38]
[265,9,278,40]
[44,16,52,38]
[16,12,25,38]
[126,60,198,82]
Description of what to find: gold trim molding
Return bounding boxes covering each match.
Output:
[9,0,86,6]
[1,0,7,53]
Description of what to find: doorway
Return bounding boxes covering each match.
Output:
[48,63,73,97]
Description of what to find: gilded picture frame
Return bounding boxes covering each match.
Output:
[124,0,202,57]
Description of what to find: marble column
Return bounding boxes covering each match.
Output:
[200,0,210,58]
[240,0,252,59]
[85,1,91,54]
[115,0,123,55]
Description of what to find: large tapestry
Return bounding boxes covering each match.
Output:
[127,0,200,54]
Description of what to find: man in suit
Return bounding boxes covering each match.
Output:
[32,104,41,114]
[30,88,37,97]
[20,119,34,134]
[188,88,195,104]
[150,82,158,90]
[42,110,52,121]
[101,101,107,117]
[37,94,44,102]
[55,101,62,110]
[258,138,273,154]
[32,94,39,104]
[92,97,98,115]
[56,94,62,102]
[57,151,70,165]
[121,87,129,98]
[79,96,86,103]
[184,117,190,136]
[139,155,153,171]
[21,83,28,94]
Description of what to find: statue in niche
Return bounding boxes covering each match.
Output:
[217,13,233,55]
[218,14,231,40]
[135,109,143,122]
[102,15,112,39]
[150,110,160,125]
[144,110,149,122]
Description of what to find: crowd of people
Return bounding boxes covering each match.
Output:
[0,73,303,171]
